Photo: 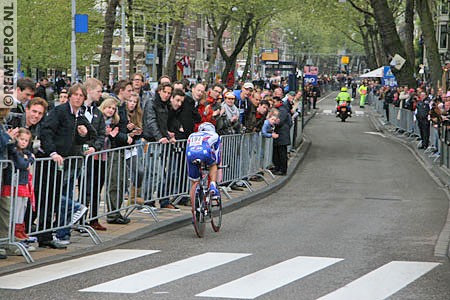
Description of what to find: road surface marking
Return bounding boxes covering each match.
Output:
[364,131,386,138]
[197,256,343,299]
[0,249,159,290]
[317,261,440,300]
[80,252,251,293]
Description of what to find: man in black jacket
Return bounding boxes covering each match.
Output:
[143,83,179,211]
[272,96,292,176]
[37,83,96,248]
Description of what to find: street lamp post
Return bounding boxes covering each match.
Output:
[121,0,126,79]
[71,0,77,83]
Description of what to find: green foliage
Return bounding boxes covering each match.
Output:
[276,0,366,56]
[18,0,103,70]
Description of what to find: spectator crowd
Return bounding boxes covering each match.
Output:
[0,73,311,259]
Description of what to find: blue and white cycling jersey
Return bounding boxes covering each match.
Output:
[186,131,221,181]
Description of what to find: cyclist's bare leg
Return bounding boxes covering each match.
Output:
[189,179,198,213]
[209,164,218,183]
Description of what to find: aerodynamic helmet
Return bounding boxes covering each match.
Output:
[198,122,216,132]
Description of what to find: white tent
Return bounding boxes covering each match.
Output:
[360,66,384,78]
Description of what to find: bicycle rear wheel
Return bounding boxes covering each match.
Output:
[210,195,222,232]
[192,182,206,238]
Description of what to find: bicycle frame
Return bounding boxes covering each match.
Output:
[191,159,222,237]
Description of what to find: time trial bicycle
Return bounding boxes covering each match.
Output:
[190,159,227,238]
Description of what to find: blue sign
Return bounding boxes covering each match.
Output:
[145,53,154,64]
[75,14,88,33]
[304,74,318,86]
[382,66,397,87]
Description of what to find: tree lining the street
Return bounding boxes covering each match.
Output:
[18,0,103,76]
[17,0,445,89]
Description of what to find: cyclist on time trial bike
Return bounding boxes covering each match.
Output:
[186,122,222,203]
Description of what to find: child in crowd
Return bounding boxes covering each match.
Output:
[0,108,16,258]
[2,128,34,241]
[261,109,280,139]
[88,97,120,230]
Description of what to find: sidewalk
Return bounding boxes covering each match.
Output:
[0,129,313,275]
[368,105,450,258]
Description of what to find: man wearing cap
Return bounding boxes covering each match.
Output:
[58,88,69,105]
[283,91,296,115]
[233,82,253,127]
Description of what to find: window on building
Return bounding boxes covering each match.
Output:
[442,0,449,15]
[440,24,448,49]
[134,14,144,38]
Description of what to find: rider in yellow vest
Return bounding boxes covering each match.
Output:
[336,87,352,116]
[358,82,368,108]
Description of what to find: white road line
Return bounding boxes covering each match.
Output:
[80,252,251,294]
[317,261,440,300]
[317,92,337,103]
[0,249,159,290]
[196,256,343,299]
[364,132,386,138]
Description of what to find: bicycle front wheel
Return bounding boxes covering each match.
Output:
[210,195,222,232]
[192,182,206,238]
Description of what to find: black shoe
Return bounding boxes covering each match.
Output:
[107,216,130,224]
[178,196,191,206]
[249,176,264,182]
[39,240,67,249]
[230,184,244,191]
[273,170,287,176]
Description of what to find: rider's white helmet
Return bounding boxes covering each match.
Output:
[198,122,216,132]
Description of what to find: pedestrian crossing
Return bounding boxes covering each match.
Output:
[0,249,441,299]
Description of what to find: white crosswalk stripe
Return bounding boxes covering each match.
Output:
[317,261,440,300]
[196,256,343,299]
[80,252,251,294]
[0,250,440,299]
[0,249,159,290]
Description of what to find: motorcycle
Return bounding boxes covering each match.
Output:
[336,102,351,122]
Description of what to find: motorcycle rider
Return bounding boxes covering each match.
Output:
[336,87,352,117]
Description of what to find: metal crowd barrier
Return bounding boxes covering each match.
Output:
[0,160,33,262]
[3,124,305,263]
[370,94,450,167]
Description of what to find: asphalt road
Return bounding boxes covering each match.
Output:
[0,93,449,299]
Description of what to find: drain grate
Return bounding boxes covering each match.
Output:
[364,197,402,201]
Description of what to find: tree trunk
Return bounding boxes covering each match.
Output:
[416,0,442,90]
[99,0,120,85]
[219,14,254,80]
[164,18,184,81]
[242,22,259,81]
[404,0,415,70]
[369,0,416,87]
[127,0,135,76]
[206,16,229,84]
